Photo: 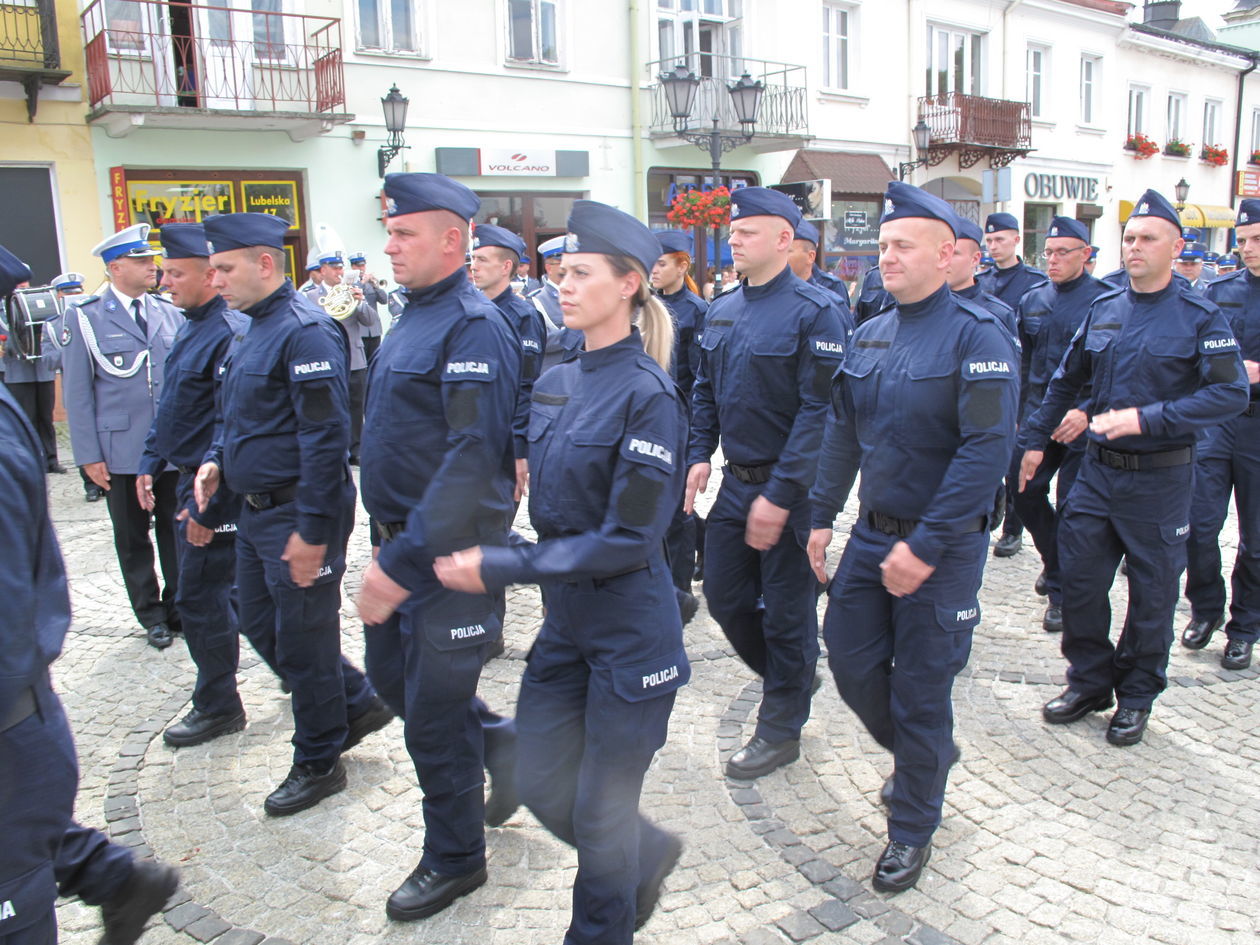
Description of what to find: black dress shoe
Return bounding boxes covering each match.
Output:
[872,840,931,893]
[85,485,104,502]
[1222,638,1254,670]
[1042,603,1063,633]
[1042,688,1114,724]
[881,743,960,808]
[678,591,700,627]
[1106,707,1150,746]
[344,696,394,751]
[145,623,174,650]
[163,707,246,747]
[263,761,347,816]
[725,735,800,779]
[47,461,67,474]
[483,761,519,828]
[993,533,1022,557]
[1034,569,1048,596]
[99,858,179,945]
[1182,615,1224,650]
[635,832,683,930]
[385,864,487,921]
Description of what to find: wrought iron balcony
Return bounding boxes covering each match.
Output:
[0,0,71,120]
[645,55,809,151]
[81,0,351,139]
[916,92,1033,169]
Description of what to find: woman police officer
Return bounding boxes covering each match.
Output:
[434,200,689,944]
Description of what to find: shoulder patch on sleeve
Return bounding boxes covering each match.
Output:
[621,431,676,473]
[1200,334,1239,354]
[962,356,1015,381]
[289,357,336,381]
[812,336,846,358]
[443,357,498,382]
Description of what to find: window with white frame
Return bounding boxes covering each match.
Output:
[1252,108,1260,156]
[1026,44,1048,118]
[1203,99,1221,147]
[1127,85,1148,137]
[657,0,742,79]
[926,24,984,96]
[822,2,853,91]
[1079,54,1100,125]
[507,0,558,65]
[357,0,421,54]
[1167,92,1187,143]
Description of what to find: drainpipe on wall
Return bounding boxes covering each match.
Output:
[1231,53,1259,233]
[629,0,646,220]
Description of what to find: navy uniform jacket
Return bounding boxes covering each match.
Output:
[0,383,70,719]
[658,285,707,397]
[809,267,852,314]
[954,282,1018,343]
[853,266,894,325]
[139,294,247,528]
[1017,271,1109,424]
[810,283,1020,567]
[303,282,372,372]
[977,258,1048,311]
[530,280,584,370]
[491,284,547,461]
[1021,280,1249,455]
[480,330,688,587]
[61,287,184,473]
[688,264,853,508]
[361,269,522,591]
[1202,268,1260,414]
[209,281,350,546]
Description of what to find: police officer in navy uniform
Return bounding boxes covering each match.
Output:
[978,212,1048,559]
[354,175,522,921]
[62,223,186,649]
[853,262,894,326]
[1180,199,1260,671]
[943,214,1018,340]
[349,250,386,363]
[135,223,251,747]
[685,186,851,779]
[1012,217,1109,633]
[0,243,179,945]
[789,219,852,314]
[196,212,391,815]
[807,182,1019,894]
[433,200,690,944]
[1022,189,1249,746]
[531,235,585,371]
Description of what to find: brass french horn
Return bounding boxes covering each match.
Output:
[319,282,358,320]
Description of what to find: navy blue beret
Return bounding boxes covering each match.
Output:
[383,172,479,220]
[159,223,210,259]
[471,224,526,261]
[880,181,959,236]
[204,213,290,252]
[564,200,661,274]
[655,230,693,255]
[1182,227,1201,242]
[985,212,1020,234]
[730,187,803,229]
[1178,243,1205,261]
[0,244,32,296]
[953,214,984,246]
[1127,189,1181,233]
[794,220,819,245]
[1046,216,1089,243]
[1237,199,1260,226]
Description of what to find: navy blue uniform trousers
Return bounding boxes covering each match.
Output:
[703,472,817,742]
[1011,440,1085,606]
[823,522,983,847]
[1058,455,1192,707]
[1186,409,1260,642]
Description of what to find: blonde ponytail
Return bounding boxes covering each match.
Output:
[609,255,674,373]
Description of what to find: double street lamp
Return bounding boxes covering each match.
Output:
[658,64,765,287]
[378,85,410,178]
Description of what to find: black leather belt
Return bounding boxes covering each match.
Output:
[1087,442,1193,471]
[1,674,45,734]
[376,520,404,543]
[860,505,985,540]
[727,462,774,485]
[244,481,299,510]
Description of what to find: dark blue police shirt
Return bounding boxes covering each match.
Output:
[1016,270,1109,424]
[361,268,522,590]
[658,284,707,397]
[809,267,853,313]
[689,264,853,508]
[212,281,350,546]
[1021,279,1249,454]
[492,285,547,460]
[0,384,71,717]
[1203,268,1260,403]
[853,266,894,325]
[954,282,1018,343]
[977,258,1048,311]
[810,282,1020,567]
[479,329,686,586]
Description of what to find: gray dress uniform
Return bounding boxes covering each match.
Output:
[1,299,60,469]
[61,286,185,632]
[303,282,371,460]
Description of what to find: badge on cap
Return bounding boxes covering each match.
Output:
[471,236,481,248]
[884,198,895,216]
[731,203,742,218]
[1049,226,1059,236]
[1137,202,1149,215]
[564,233,580,252]
[1243,212,1251,223]
[385,197,398,215]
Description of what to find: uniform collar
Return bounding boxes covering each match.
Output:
[1246,269,1260,287]
[243,279,295,319]
[743,262,792,300]
[993,257,1026,276]
[183,293,227,322]
[490,285,517,308]
[403,267,466,308]
[1127,280,1176,305]
[1053,270,1091,294]
[109,284,145,310]
[579,327,641,371]
[954,281,981,299]
[897,281,951,320]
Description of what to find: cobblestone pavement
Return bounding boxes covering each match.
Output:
[46,433,1258,945]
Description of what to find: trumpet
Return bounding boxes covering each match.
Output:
[320,282,359,320]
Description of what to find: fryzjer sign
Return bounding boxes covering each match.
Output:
[1024,173,1100,202]
[478,149,558,176]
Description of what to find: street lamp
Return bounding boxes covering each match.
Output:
[898,119,933,181]
[1174,177,1190,209]
[658,65,765,288]
[378,85,410,178]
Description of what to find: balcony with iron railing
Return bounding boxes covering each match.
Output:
[1,0,72,120]
[916,92,1033,169]
[645,54,809,151]
[81,0,352,139]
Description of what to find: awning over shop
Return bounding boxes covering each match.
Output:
[780,150,893,195]
[1118,200,1236,228]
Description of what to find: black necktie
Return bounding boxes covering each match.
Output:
[132,298,148,337]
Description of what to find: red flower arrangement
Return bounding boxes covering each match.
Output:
[1250,149,1260,166]
[1200,144,1228,167]
[1124,132,1159,159]
[666,186,732,229]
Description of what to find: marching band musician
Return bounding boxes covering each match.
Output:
[349,250,386,362]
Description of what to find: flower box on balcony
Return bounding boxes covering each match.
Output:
[1164,139,1192,158]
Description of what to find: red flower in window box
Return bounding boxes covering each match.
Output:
[666,186,732,229]
[1124,133,1159,159]
[1200,144,1228,167]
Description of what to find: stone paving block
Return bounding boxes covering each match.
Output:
[739,930,787,945]
[164,901,210,931]
[807,899,859,932]
[185,914,233,942]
